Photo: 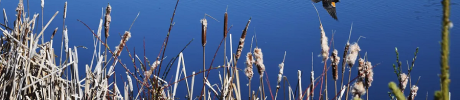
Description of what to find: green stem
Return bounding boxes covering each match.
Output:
[388,82,406,100]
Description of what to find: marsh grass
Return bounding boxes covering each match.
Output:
[0,0,451,100]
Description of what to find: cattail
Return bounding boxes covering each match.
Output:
[63,2,67,19]
[351,79,366,98]
[310,70,314,98]
[358,58,365,79]
[235,18,251,61]
[104,3,112,38]
[51,27,58,40]
[114,31,132,57]
[346,43,361,67]
[223,12,228,37]
[408,85,419,100]
[254,47,265,76]
[244,52,254,80]
[331,49,340,80]
[399,73,408,91]
[201,18,207,47]
[320,24,329,61]
[277,62,284,87]
[365,61,374,88]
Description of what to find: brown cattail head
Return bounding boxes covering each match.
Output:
[244,52,254,80]
[365,61,374,88]
[320,24,329,61]
[254,47,265,76]
[358,58,365,79]
[399,73,408,91]
[351,79,366,98]
[235,18,251,61]
[346,43,360,68]
[114,31,132,57]
[331,49,340,81]
[201,18,207,47]
[342,43,350,74]
[408,85,419,100]
[104,3,112,38]
[223,12,228,38]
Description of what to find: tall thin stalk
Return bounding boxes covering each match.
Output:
[436,0,451,99]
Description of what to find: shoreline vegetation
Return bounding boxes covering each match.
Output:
[0,0,451,100]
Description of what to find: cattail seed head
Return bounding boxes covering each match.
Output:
[320,24,329,61]
[223,12,228,37]
[41,0,44,8]
[346,43,361,67]
[235,18,251,60]
[365,61,374,88]
[408,85,419,100]
[244,52,254,80]
[351,79,366,98]
[104,3,112,38]
[342,43,350,74]
[254,48,265,76]
[51,27,58,40]
[114,31,132,57]
[63,2,67,19]
[277,62,284,84]
[201,18,207,47]
[399,73,408,91]
[331,49,340,81]
[358,58,365,78]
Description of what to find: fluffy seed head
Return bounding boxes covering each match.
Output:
[408,85,419,100]
[351,79,366,98]
[400,73,408,90]
[358,58,365,78]
[236,18,251,60]
[346,43,361,67]
[254,48,265,76]
[114,31,132,57]
[320,24,329,61]
[244,52,254,80]
[365,61,374,88]
[277,62,284,84]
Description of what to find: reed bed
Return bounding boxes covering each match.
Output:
[0,0,451,100]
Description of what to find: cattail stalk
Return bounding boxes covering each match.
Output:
[365,61,374,100]
[330,49,340,99]
[200,18,207,100]
[345,43,360,100]
[310,52,315,99]
[244,52,254,100]
[254,47,265,99]
[104,3,111,66]
[235,18,251,61]
[275,51,286,99]
[341,23,353,94]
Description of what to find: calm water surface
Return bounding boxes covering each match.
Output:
[1,0,458,99]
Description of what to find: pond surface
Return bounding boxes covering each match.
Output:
[1,0,458,99]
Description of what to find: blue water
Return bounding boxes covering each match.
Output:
[1,0,458,99]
